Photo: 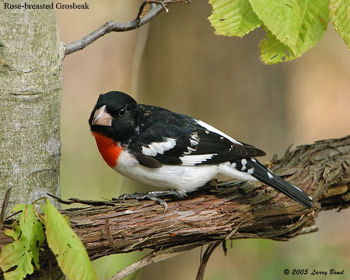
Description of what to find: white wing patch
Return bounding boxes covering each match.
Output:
[183,147,196,155]
[190,139,199,146]
[241,159,247,171]
[195,119,242,145]
[180,154,216,165]
[190,132,199,146]
[183,132,200,155]
[142,138,176,156]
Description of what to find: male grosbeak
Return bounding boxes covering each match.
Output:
[89,91,312,208]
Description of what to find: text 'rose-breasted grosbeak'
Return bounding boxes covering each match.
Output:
[89,91,312,208]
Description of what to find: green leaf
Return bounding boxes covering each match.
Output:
[209,0,261,37]
[0,204,45,280]
[260,29,293,64]
[330,0,350,47]
[4,223,21,241]
[249,0,302,49]
[41,199,97,280]
[260,0,329,64]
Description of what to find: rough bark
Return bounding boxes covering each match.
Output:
[1,135,349,277]
[0,1,64,278]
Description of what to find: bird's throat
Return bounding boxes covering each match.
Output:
[92,132,122,168]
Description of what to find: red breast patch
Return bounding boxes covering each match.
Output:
[92,132,122,168]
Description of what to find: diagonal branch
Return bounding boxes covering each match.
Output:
[64,1,189,56]
[0,188,11,230]
[196,241,221,280]
[111,244,198,280]
[0,135,349,277]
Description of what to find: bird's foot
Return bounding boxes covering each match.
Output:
[209,179,219,189]
[119,190,186,212]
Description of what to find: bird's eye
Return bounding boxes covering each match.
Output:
[118,107,128,117]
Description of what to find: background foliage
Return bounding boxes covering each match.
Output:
[209,0,349,64]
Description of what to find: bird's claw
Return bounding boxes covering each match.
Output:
[119,192,168,212]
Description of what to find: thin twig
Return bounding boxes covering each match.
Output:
[195,222,252,279]
[136,1,150,21]
[47,193,115,206]
[146,0,190,12]
[111,244,198,280]
[225,221,245,240]
[0,188,12,229]
[46,193,73,205]
[196,241,221,280]
[111,251,178,280]
[65,0,190,56]
[4,210,21,222]
[222,240,227,256]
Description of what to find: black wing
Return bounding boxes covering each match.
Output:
[127,105,265,168]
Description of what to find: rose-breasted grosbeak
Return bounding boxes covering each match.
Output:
[89,91,312,208]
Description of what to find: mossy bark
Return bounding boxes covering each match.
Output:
[0,1,64,278]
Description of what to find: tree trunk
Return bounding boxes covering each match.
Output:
[0,0,64,278]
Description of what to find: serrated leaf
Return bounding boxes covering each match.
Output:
[249,0,302,49]
[0,204,45,280]
[209,0,261,37]
[260,0,329,64]
[330,0,350,47]
[41,199,97,280]
[260,29,293,64]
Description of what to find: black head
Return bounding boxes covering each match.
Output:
[89,91,139,142]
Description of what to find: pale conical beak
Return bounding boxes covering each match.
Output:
[92,105,112,126]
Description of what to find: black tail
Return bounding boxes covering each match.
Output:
[236,158,312,208]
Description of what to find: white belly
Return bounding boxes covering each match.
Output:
[114,151,257,192]
[114,151,218,191]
